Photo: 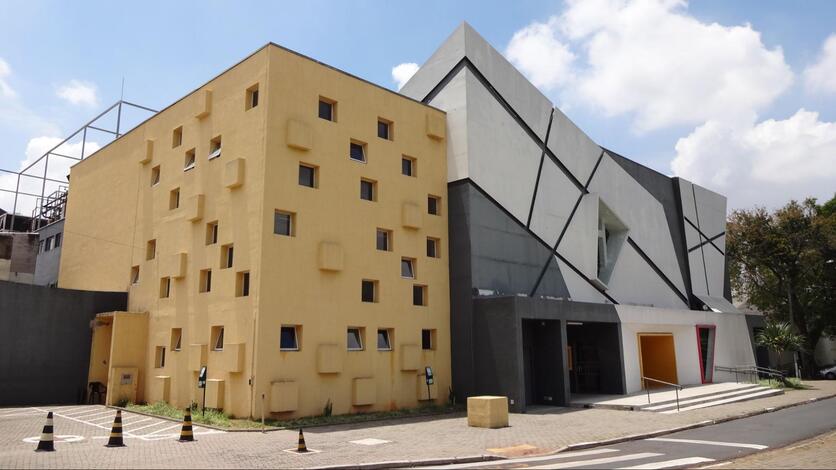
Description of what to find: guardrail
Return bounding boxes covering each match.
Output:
[642,376,683,411]
[715,364,785,384]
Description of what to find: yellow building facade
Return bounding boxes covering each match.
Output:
[59,44,450,419]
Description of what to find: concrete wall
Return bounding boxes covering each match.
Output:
[0,281,126,405]
[35,220,63,286]
[0,232,38,284]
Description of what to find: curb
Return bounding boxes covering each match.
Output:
[105,406,276,433]
[315,455,504,470]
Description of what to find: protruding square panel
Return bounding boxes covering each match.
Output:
[224,158,245,189]
[352,377,376,406]
[195,89,212,119]
[222,343,245,373]
[402,201,422,229]
[188,344,207,371]
[140,139,154,164]
[426,113,445,140]
[286,119,312,151]
[186,194,204,222]
[205,379,224,409]
[400,344,420,371]
[316,344,342,374]
[318,241,343,271]
[153,375,171,403]
[169,252,187,279]
[270,380,298,412]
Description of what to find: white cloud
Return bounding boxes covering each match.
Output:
[0,58,15,98]
[56,79,98,107]
[506,0,793,132]
[804,34,836,94]
[671,109,836,209]
[392,62,420,90]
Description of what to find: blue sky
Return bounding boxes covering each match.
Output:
[1,0,835,213]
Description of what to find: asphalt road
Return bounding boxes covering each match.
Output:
[437,397,836,469]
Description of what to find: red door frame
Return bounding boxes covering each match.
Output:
[695,325,717,384]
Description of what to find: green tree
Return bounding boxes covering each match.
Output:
[727,194,836,377]
[755,322,805,362]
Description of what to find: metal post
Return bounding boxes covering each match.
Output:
[427,382,432,402]
[116,101,123,138]
[81,127,87,160]
[646,379,650,404]
[675,388,680,412]
[261,393,265,433]
[202,385,207,417]
[9,174,20,231]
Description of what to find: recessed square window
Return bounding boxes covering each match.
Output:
[347,327,364,351]
[211,326,224,351]
[45,236,53,252]
[280,325,300,351]
[246,83,259,110]
[146,239,156,261]
[318,97,336,121]
[274,210,295,236]
[298,164,317,188]
[54,232,61,248]
[206,221,218,245]
[427,237,440,258]
[151,165,161,186]
[184,148,196,171]
[401,257,415,279]
[413,285,427,306]
[360,179,376,201]
[130,265,140,284]
[349,141,366,162]
[361,279,378,303]
[422,329,436,350]
[199,269,212,293]
[402,156,416,177]
[208,136,222,160]
[155,346,166,368]
[159,277,171,299]
[236,271,250,297]
[221,244,234,269]
[377,329,392,351]
[172,126,183,148]
[169,188,180,210]
[376,228,392,251]
[171,328,183,351]
[377,118,393,140]
[428,195,440,215]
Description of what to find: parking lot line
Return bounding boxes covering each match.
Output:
[647,437,768,450]
[144,423,181,436]
[129,420,172,433]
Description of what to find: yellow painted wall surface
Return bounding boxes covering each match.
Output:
[106,312,148,404]
[59,44,450,419]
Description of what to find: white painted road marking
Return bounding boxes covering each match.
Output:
[527,452,665,469]
[350,438,391,446]
[618,457,716,469]
[431,448,620,468]
[23,435,85,444]
[648,437,768,450]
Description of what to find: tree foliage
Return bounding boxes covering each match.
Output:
[727,194,836,375]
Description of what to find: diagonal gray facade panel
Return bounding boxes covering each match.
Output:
[547,108,603,185]
[529,158,583,248]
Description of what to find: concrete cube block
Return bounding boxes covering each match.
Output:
[186,194,204,222]
[402,201,422,229]
[223,343,245,373]
[270,380,298,412]
[195,89,212,119]
[467,396,508,429]
[352,377,376,406]
[224,158,245,189]
[400,344,420,371]
[426,113,445,140]
[140,139,154,164]
[286,119,312,151]
[318,241,343,271]
[316,344,343,374]
[169,252,187,279]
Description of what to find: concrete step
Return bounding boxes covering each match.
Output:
[641,385,765,411]
[660,387,783,414]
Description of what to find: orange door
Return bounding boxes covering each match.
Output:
[638,334,678,388]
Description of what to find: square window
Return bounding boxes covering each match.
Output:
[169,188,180,210]
[54,232,62,248]
[422,329,436,350]
[211,326,224,351]
[155,346,166,368]
[206,221,218,245]
[274,210,295,236]
[184,148,196,171]
[350,141,366,162]
[377,329,392,351]
[298,164,317,188]
[280,325,300,351]
[151,166,161,186]
[318,97,336,121]
[146,239,156,260]
[199,269,212,293]
[402,156,416,177]
[377,118,392,140]
[401,258,415,279]
[159,277,171,299]
[45,236,53,251]
[221,244,234,269]
[428,195,440,215]
[427,237,440,258]
[360,179,376,201]
[413,285,427,306]
[130,265,140,284]
[171,328,183,351]
[236,271,250,297]
[361,279,378,303]
[208,136,222,160]
[172,126,183,148]
[246,83,259,110]
[376,228,391,251]
[347,327,364,351]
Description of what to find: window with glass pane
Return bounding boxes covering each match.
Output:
[274,211,293,236]
[377,119,390,140]
[413,285,427,306]
[428,195,440,215]
[319,99,334,121]
[377,329,392,350]
[280,326,298,350]
[402,156,415,176]
[347,328,363,350]
[427,237,439,258]
[401,258,415,278]
[360,179,375,201]
[376,229,390,251]
[422,329,434,350]
[361,280,376,303]
[350,142,365,162]
[299,164,315,188]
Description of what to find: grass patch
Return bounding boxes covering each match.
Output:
[759,377,812,390]
[126,402,235,428]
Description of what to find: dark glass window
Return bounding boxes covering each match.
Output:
[239,272,250,297]
[402,157,414,176]
[299,165,315,188]
[361,280,376,302]
[280,326,298,350]
[350,142,365,162]
[319,100,334,121]
[422,329,433,350]
[377,329,391,350]
[413,285,426,306]
[378,120,390,140]
[360,180,375,201]
[427,238,438,258]
[347,328,363,350]
[428,196,439,215]
[401,258,415,278]
[274,212,292,236]
[376,229,389,251]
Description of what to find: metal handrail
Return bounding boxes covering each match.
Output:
[715,364,785,384]
[642,376,683,411]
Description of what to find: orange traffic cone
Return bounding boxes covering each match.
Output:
[104,410,126,447]
[178,408,195,442]
[35,411,55,452]
[297,428,308,453]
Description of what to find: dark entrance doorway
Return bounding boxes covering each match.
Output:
[522,319,563,406]
[567,321,623,394]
